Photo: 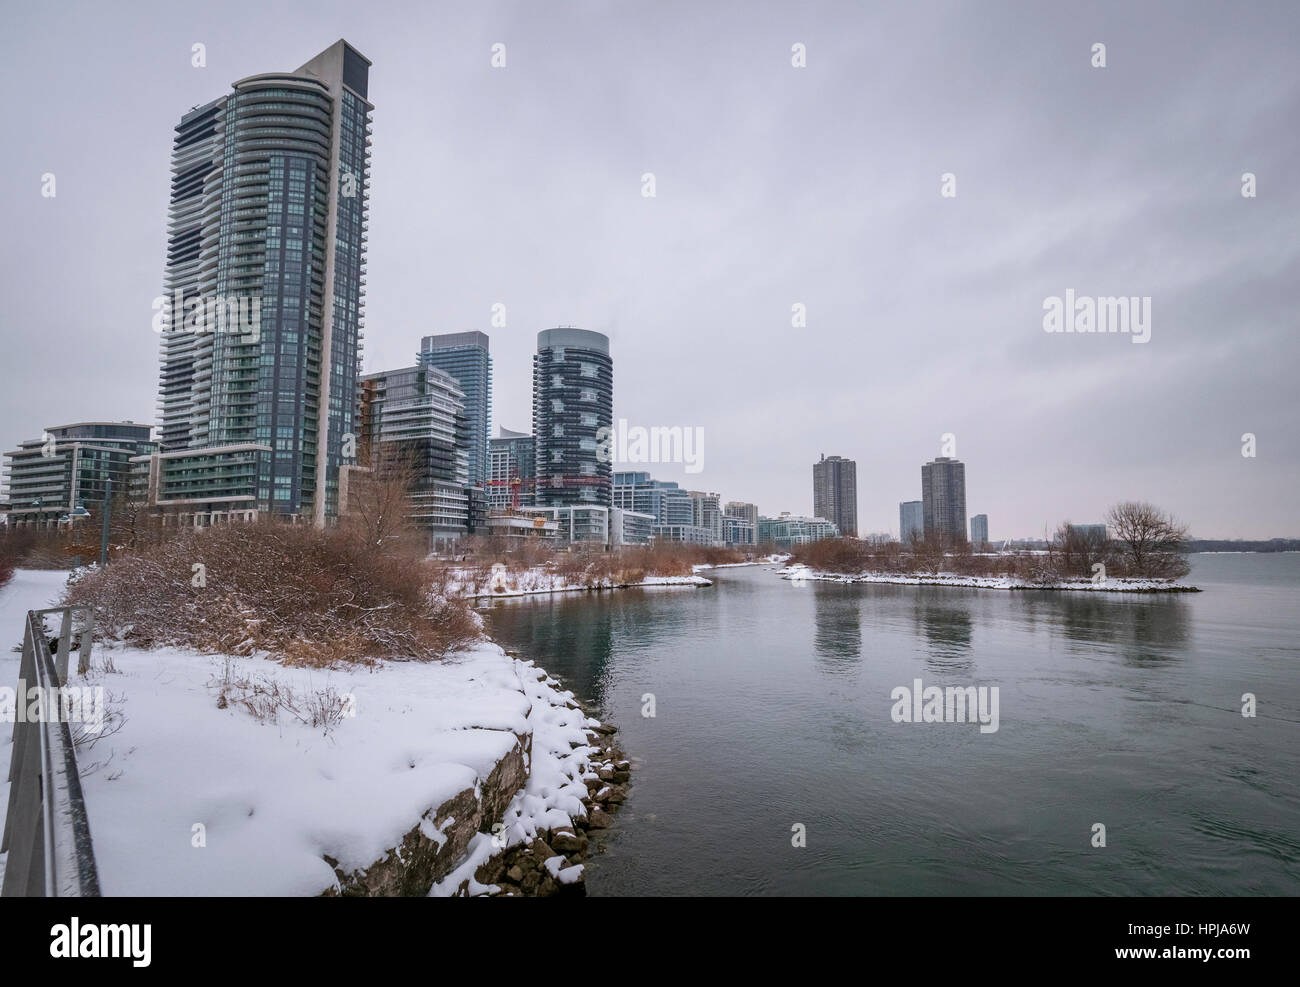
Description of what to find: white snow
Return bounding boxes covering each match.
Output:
[446,564,711,599]
[779,563,1198,593]
[0,568,608,897]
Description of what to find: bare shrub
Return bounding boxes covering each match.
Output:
[438,539,742,594]
[64,521,481,665]
[0,541,14,591]
[789,538,875,573]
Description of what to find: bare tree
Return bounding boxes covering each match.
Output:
[1052,521,1111,578]
[1105,501,1190,578]
[343,445,422,552]
[108,480,164,550]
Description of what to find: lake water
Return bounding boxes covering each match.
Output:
[481,555,1300,896]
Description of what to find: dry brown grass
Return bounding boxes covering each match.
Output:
[64,522,481,665]
[444,540,745,594]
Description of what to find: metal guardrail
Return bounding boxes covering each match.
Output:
[2,606,101,896]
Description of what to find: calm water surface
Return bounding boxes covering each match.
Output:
[481,554,1300,896]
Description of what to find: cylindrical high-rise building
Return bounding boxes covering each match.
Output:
[155,40,372,525]
[532,328,613,507]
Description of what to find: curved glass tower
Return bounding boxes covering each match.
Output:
[156,40,371,524]
[532,328,613,507]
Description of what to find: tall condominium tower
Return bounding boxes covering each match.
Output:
[417,331,492,488]
[153,40,371,525]
[899,500,924,543]
[533,328,613,507]
[813,454,858,537]
[355,365,470,542]
[921,456,967,544]
[970,514,989,547]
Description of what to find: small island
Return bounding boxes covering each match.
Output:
[780,501,1199,593]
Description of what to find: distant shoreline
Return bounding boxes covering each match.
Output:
[464,574,712,601]
[780,565,1200,593]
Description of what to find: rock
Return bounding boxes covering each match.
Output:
[506,865,524,883]
[614,760,631,771]
[597,766,615,781]
[537,874,559,897]
[591,722,617,735]
[588,807,613,829]
[531,838,558,860]
[612,770,631,784]
[551,830,587,854]
[326,730,531,897]
[474,853,506,885]
[556,871,587,896]
[603,786,627,804]
[521,869,542,893]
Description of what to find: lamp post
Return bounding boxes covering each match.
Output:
[99,476,112,566]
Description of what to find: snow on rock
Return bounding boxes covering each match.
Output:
[544,853,584,884]
[0,568,592,896]
[430,657,608,896]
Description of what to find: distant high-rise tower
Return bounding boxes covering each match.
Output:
[970,514,989,547]
[488,427,536,510]
[154,40,372,525]
[533,328,613,507]
[921,457,967,544]
[355,365,470,541]
[813,454,857,537]
[688,490,724,542]
[899,500,924,543]
[417,331,491,488]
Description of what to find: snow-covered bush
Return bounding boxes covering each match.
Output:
[63,523,481,664]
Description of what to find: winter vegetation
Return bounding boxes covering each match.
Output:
[788,501,1195,589]
[62,522,481,665]
[0,568,617,896]
[442,540,742,598]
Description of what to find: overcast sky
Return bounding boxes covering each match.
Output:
[2,0,1296,538]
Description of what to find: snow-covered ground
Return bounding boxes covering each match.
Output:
[779,563,1199,593]
[447,565,711,599]
[0,569,605,896]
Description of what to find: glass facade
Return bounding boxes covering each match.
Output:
[533,329,613,507]
[1,423,155,524]
[417,332,491,489]
[154,42,372,523]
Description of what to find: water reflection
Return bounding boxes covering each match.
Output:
[812,585,861,667]
[478,559,1298,896]
[913,591,974,669]
[481,593,615,704]
[1049,592,1191,666]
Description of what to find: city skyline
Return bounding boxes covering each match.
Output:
[2,3,1297,538]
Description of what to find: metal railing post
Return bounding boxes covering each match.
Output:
[1,608,101,897]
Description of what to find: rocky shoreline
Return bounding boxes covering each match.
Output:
[472,714,631,897]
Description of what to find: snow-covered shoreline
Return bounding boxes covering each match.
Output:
[0,569,628,896]
[779,563,1200,593]
[451,566,711,600]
